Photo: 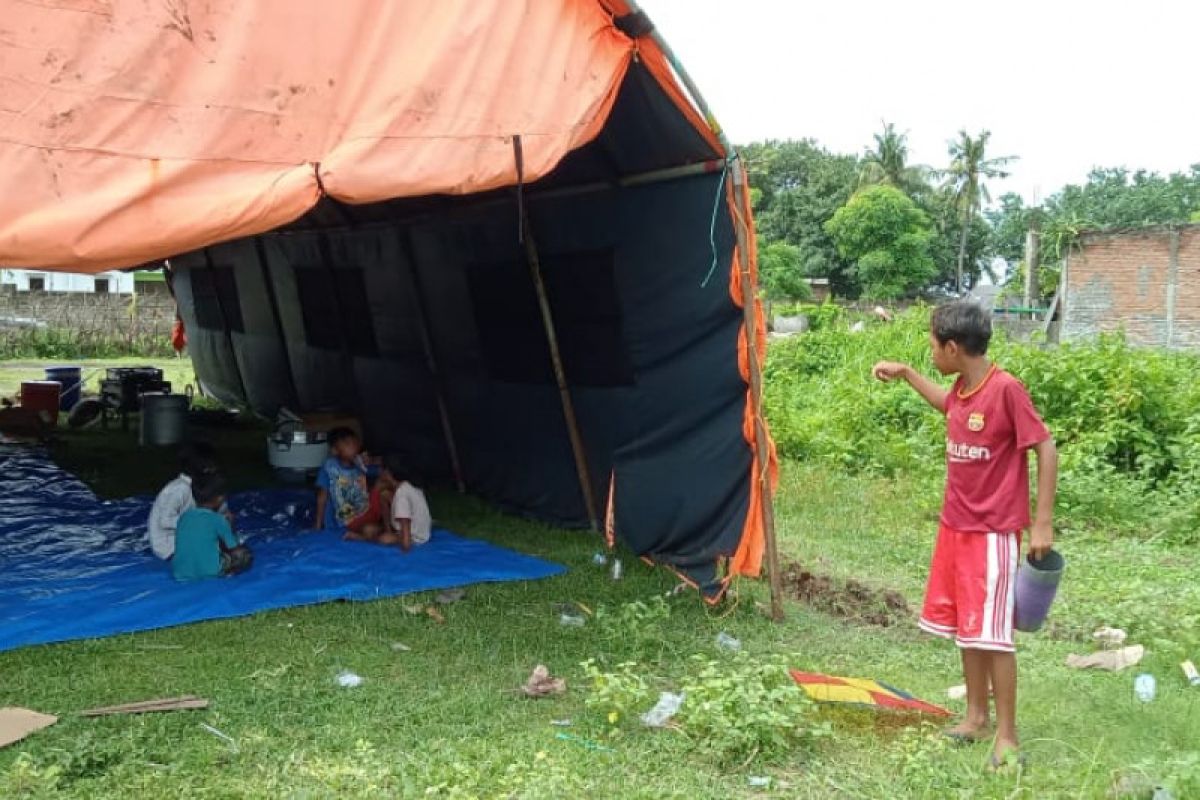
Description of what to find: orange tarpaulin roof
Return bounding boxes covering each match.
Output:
[0,0,691,273]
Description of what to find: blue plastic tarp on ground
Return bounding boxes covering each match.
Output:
[0,446,565,652]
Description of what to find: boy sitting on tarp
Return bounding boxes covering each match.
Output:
[172,474,253,581]
[343,455,432,551]
[312,427,389,535]
[147,442,229,560]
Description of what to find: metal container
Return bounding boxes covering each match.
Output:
[267,436,329,474]
[139,392,189,446]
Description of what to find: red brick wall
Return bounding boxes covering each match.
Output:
[1063,225,1200,348]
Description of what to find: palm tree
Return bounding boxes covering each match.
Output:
[859,122,930,197]
[942,130,1015,293]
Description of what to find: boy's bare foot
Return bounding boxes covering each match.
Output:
[991,737,1021,765]
[988,739,1026,772]
[343,530,366,542]
[943,719,992,743]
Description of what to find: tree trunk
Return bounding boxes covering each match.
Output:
[955,207,973,294]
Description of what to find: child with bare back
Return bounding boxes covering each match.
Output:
[872,301,1058,770]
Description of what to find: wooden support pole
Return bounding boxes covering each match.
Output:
[513,136,601,532]
[729,158,784,622]
[396,230,467,493]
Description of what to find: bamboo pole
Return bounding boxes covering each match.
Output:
[513,135,601,532]
[619,1,784,618]
[729,159,783,621]
[395,230,467,493]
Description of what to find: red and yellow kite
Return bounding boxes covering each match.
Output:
[790,670,952,717]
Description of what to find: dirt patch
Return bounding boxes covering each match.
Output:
[781,562,910,627]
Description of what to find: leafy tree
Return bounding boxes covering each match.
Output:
[941,130,1015,292]
[824,185,937,300]
[858,122,931,198]
[1044,166,1200,228]
[742,140,861,296]
[758,241,812,302]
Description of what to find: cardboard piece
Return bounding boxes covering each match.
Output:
[1065,645,1145,672]
[79,695,209,717]
[0,707,58,748]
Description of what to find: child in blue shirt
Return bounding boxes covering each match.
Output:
[172,474,253,582]
[313,427,383,532]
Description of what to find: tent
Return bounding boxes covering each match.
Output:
[0,0,779,604]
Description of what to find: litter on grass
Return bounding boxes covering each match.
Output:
[715,631,742,652]
[555,732,613,752]
[336,671,365,688]
[1093,627,1128,648]
[199,723,239,753]
[435,588,466,605]
[946,685,967,701]
[0,708,57,749]
[390,642,411,652]
[521,665,566,698]
[550,719,572,727]
[559,612,586,627]
[80,696,209,716]
[790,671,952,716]
[640,692,685,728]
[748,776,772,789]
[1065,645,1144,672]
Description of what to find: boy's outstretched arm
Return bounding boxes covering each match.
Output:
[872,362,949,411]
[1029,438,1058,559]
[313,488,328,531]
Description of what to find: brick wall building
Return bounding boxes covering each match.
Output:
[1062,224,1200,349]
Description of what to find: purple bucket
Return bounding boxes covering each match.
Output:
[1014,550,1064,633]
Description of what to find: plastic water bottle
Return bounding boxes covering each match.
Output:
[591,552,608,566]
[609,558,623,581]
[715,631,742,652]
[1134,673,1156,702]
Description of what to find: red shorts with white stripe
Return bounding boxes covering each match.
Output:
[918,524,1021,652]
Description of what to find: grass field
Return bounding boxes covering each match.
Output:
[2,365,1199,797]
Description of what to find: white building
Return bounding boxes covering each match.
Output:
[0,269,134,294]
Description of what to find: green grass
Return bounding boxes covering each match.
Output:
[3,422,1200,796]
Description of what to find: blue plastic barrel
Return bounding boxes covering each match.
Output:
[44,366,82,411]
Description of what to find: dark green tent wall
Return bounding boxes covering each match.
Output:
[171,62,758,595]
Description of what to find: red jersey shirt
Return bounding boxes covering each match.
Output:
[941,367,1051,533]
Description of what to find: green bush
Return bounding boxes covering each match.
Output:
[764,306,1200,541]
[581,653,827,765]
[0,328,174,360]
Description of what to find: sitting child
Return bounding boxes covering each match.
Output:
[172,474,253,581]
[148,442,220,560]
[313,427,385,533]
[345,455,431,551]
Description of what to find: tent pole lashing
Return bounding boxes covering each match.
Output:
[512,135,601,532]
[729,159,784,622]
[396,230,467,493]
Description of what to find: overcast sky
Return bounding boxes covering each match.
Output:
[645,0,1198,204]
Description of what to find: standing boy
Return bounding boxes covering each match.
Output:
[872,301,1057,769]
[172,474,253,581]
